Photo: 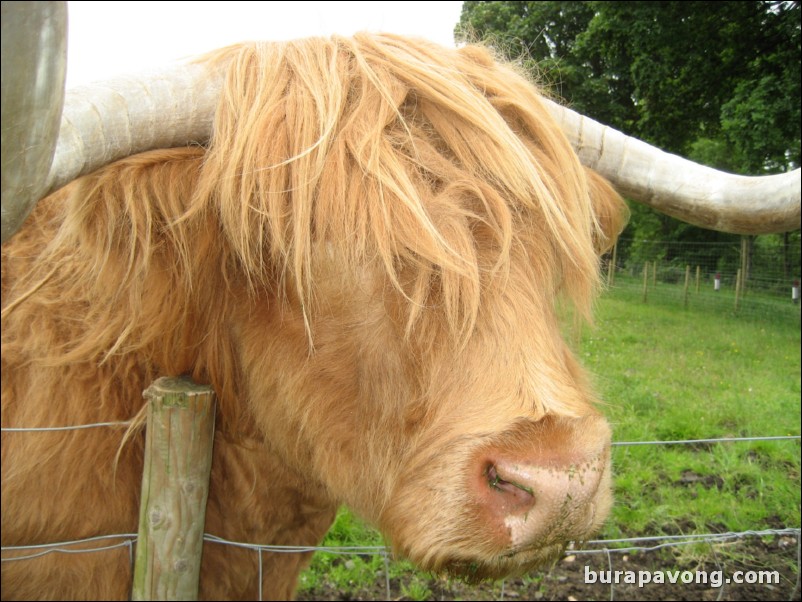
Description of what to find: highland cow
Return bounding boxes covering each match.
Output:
[1,31,798,601]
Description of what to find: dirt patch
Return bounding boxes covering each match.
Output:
[301,535,800,601]
[674,469,725,490]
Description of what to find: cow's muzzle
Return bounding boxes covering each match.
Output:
[379,412,612,580]
[471,414,612,554]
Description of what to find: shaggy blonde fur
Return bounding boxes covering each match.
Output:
[1,33,626,600]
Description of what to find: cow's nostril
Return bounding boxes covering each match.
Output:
[486,464,535,499]
[469,416,613,554]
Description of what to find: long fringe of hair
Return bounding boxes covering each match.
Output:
[190,33,613,343]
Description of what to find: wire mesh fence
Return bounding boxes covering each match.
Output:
[606,236,801,324]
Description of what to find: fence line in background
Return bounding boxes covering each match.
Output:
[605,236,802,322]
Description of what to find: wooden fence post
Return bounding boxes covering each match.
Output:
[642,263,649,303]
[683,265,691,309]
[607,242,618,287]
[132,377,216,601]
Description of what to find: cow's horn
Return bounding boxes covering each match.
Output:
[45,63,223,198]
[545,99,801,235]
[1,1,67,244]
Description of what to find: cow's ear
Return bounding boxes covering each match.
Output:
[586,168,629,255]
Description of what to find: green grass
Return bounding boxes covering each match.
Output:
[296,508,436,597]
[297,284,801,596]
[583,285,800,538]
[296,508,385,594]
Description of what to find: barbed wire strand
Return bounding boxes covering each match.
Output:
[1,533,138,552]
[200,528,802,556]
[1,537,137,562]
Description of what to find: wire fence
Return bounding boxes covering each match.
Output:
[2,424,799,600]
[606,236,801,324]
[8,525,800,600]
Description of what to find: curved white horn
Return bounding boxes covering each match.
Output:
[545,99,801,235]
[45,62,222,197]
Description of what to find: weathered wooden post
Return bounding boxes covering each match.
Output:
[132,376,216,601]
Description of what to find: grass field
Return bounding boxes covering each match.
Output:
[297,281,801,599]
[583,281,800,537]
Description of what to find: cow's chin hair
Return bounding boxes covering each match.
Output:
[426,542,567,583]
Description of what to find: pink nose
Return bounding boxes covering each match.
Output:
[473,415,612,549]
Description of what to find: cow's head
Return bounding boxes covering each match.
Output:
[178,37,628,577]
[2,21,799,581]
